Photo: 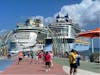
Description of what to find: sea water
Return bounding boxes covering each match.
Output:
[0,59,12,71]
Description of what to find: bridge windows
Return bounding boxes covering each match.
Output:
[14,32,30,39]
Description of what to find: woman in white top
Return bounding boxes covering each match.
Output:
[49,51,53,67]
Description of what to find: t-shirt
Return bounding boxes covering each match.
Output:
[45,54,51,62]
[38,53,43,58]
[69,52,76,64]
[30,52,35,58]
[18,52,23,58]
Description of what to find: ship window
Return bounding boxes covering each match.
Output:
[15,32,29,39]
[10,42,16,49]
[71,27,76,37]
[65,39,74,43]
[60,39,74,43]
[45,39,52,45]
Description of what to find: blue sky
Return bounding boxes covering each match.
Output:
[0,0,82,30]
[0,0,99,48]
[0,0,99,30]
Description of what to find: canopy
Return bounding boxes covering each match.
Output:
[77,28,100,38]
[77,28,100,53]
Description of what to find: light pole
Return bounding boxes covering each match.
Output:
[91,39,94,53]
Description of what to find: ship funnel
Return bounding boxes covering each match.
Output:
[25,19,35,26]
[65,14,69,22]
[25,19,30,25]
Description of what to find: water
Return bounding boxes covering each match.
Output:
[0,59,12,71]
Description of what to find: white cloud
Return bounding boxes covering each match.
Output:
[44,17,56,25]
[45,0,100,28]
[30,16,56,26]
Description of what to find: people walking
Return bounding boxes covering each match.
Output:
[69,49,77,75]
[44,51,51,72]
[49,51,54,67]
[30,50,35,64]
[76,51,81,67]
[38,51,43,64]
[7,52,11,59]
[17,51,23,64]
[35,52,39,64]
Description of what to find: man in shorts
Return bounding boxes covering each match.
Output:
[18,51,23,64]
[44,52,51,72]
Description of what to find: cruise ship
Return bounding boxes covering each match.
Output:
[10,18,48,53]
[9,15,90,54]
[45,14,90,54]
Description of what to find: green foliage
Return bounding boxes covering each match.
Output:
[89,53,100,63]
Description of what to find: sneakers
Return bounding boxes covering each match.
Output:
[48,68,50,71]
[45,69,48,72]
[45,69,50,72]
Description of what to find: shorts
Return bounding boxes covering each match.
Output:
[19,58,22,61]
[70,63,77,68]
[45,62,50,65]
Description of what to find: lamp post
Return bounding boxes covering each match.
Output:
[91,39,94,53]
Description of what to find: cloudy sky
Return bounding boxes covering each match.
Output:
[0,0,99,30]
[0,0,99,48]
[45,0,100,30]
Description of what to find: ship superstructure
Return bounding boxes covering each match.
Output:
[9,15,89,54]
[10,18,48,53]
[45,14,89,53]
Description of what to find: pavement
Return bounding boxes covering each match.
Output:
[0,58,68,75]
[1,57,99,75]
[63,66,100,75]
